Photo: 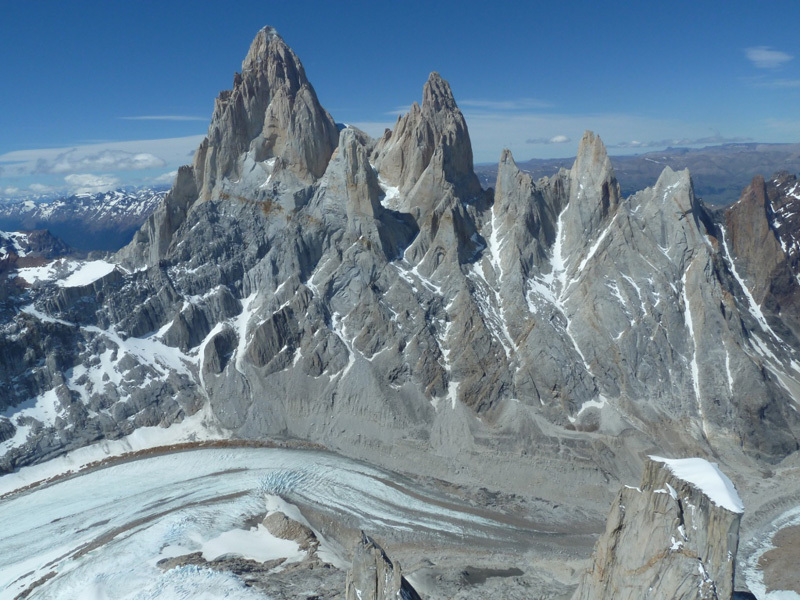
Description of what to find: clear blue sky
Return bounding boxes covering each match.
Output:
[2,0,800,197]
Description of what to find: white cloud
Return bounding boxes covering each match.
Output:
[152,170,178,185]
[349,121,397,138]
[0,135,204,178]
[35,149,166,174]
[527,135,571,144]
[745,46,793,69]
[384,106,410,116]
[120,115,208,121]
[64,173,121,195]
[2,186,20,195]
[759,78,800,88]
[352,113,747,162]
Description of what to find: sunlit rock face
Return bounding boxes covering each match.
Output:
[572,456,743,600]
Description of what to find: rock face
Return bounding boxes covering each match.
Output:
[573,456,743,600]
[345,532,422,600]
[1,26,800,507]
[724,172,800,338]
[371,71,482,212]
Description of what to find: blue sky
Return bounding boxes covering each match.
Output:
[2,0,800,198]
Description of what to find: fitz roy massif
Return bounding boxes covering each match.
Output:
[1,27,799,600]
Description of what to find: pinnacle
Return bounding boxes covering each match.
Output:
[576,130,609,162]
[422,71,457,113]
[573,130,615,184]
[242,25,291,72]
[500,148,516,165]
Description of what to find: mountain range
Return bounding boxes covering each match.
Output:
[1,26,800,599]
[0,187,167,251]
[475,143,800,206]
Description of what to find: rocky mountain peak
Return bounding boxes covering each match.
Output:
[345,532,422,600]
[724,173,800,335]
[371,72,482,210]
[724,175,783,304]
[422,71,458,114]
[241,26,307,95]
[193,25,338,199]
[569,130,620,213]
[121,26,339,266]
[557,131,621,266]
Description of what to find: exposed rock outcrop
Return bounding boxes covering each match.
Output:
[345,532,422,600]
[262,511,318,551]
[573,456,743,600]
[371,72,483,217]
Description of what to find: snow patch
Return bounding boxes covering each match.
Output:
[649,456,744,513]
[59,260,116,287]
[200,524,302,563]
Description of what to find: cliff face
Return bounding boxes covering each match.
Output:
[724,172,800,338]
[345,533,422,600]
[573,456,743,600]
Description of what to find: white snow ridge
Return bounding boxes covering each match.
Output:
[649,456,744,513]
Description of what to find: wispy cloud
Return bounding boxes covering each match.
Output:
[460,98,552,111]
[349,121,398,137]
[756,77,800,88]
[119,115,208,122]
[526,135,571,145]
[152,170,178,185]
[0,135,204,178]
[384,106,410,116]
[608,134,752,149]
[33,149,165,174]
[383,97,552,117]
[28,183,56,194]
[745,46,793,69]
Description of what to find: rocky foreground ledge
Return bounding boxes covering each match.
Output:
[573,456,744,600]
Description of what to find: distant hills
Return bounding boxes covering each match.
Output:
[475,142,800,205]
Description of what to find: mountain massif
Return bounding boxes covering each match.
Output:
[2,26,800,598]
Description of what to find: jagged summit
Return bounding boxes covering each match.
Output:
[122,26,339,265]
[422,71,458,114]
[563,131,620,246]
[6,27,800,556]
[197,25,337,190]
[241,25,307,92]
[371,71,482,210]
